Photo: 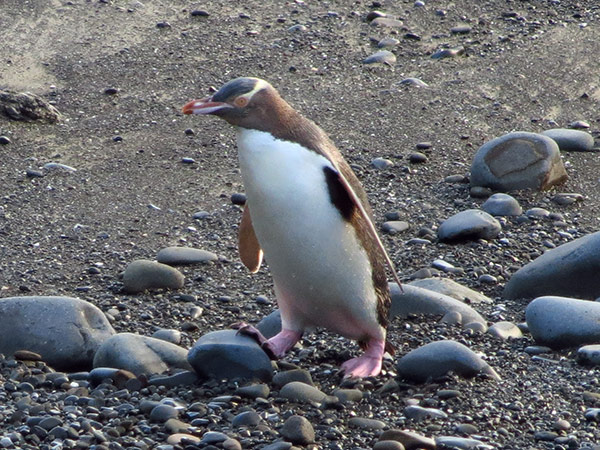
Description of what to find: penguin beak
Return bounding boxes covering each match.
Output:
[182,97,233,115]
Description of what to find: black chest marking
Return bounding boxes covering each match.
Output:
[323,166,355,221]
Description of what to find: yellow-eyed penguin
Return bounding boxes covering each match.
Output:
[182,77,401,377]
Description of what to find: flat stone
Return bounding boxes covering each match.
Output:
[552,193,584,205]
[152,329,182,345]
[273,369,313,388]
[370,17,403,28]
[504,231,600,300]
[436,437,493,449]
[93,333,192,376]
[122,260,184,293]
[280,415,314,445]
[542,128,595,151]
[382,221,409,235]
[378,37,400,48]
[405,405,448,421]
[187,330,273,381]
[470,132,567,191]
[482,193,523,216]
[374,441,406,450]
[0,296,115,371]
[232,410,261,427]
[389,283,487,328]
[526,296,600,349]
[236,383,270,399]
[167,433,201,445]
[156,247,218,265]
[349,417,386,429]
[409,278,491,304]
[431,47,465,59]
[279,381,326,403]
[488,321,523,340]
[396,340,500,382]
[148,370,200,387]
[379,429,436,449]
[150,404,179,423]
[333,388,363,403]
[399,77,428,88]
[438,209,501,242]
[372,157,394,169]
[578,345,600,365]
[364,50,396,65]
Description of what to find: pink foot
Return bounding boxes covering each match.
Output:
[232,322,302,360]
[341,339,385,378]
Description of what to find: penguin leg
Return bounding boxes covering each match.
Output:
[233,323,302,360]
[340,338,385,378]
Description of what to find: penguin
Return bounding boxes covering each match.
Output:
[183,77,401,377]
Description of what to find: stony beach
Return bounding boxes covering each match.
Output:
[1,1,600,449]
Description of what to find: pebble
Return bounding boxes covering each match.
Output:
[470,132,567,191]
[526,296,600,348]
[405,405,448,421]
[378,37,399,48]
[288,24,307,32]
[396,340,500,382]
[349,417,386,429]
[370,17,403,28]
[167,433,201,445]
[236,383,270,399]
[193,211,210,219]
[201,431,229,444]
[542,128,595,151]
[409,277,492,304]
[371,157,394,169]
[569,120,590,129]
[150,404,179,422]
[0,136,11,145]
[437,209,501,242]
[399,77,429,88]
[156,246,218,265]
[232,410,261,427]
[578,345,600,365]
[504,231,600,300]
[525,207,550,219]
[445,174,468,183]
[43,162,77,172]
[524,345,552,355]
[149,370,199,387]
[552,192,583,205]
[231,192,247,205]
[374,441,405,450]
[482,193,522,216]
[435,436,493,449]
[451,25,472,34]
[469,186,493,198]
[389,283,487,327]
[181,157,195,164]
[257,309,283,339]
[165,418,190,433]
[279,381,326,403]
[488,321,523,340]
[0,296,115,371]
[190,9,210,17]
[187,330,273,381]
[280,415,315,445]
[223,438,242,450]
[431,47,465,59]
[333,388,363,403]
[104,87,119,95]
[408,152,427,163]
[93,333,192,375]
[273,369,313,387]
[152,329,182,344]
[364,50,396,65]
[379,429,436,449]
[554,418,571,431]
[381,221,409,235]
[122,259,185,293]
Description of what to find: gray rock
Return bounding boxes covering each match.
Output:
[122,260,184,293]
[398,77,428,88]
[150,404,179,423]
[152,329,182,345]
[488,321,523,340]
[382,221,409,235]
[280,415,314,445]
[93,333,192,376]
[148,371,199,387]
[256,310,282,339]
[236,383,270,399]
[273,369,313,388]
[232,410,261,427]
[578,345,600,365]
[504,231,600,300]
[0,296,115,371]
[389,283,487,328]
[409,278,492,304]
[0,89,61,122]
[261,443,293,450]
[431,47,465,59]
[542,128,595,152]
[470,131,567,191]
[378,37,400,48]
[396,340,500,382]
[156,246,218,265]
[482,193,523,216]
[374,441,406,450]
[364,50,396,65]
[526,296,600,349]
[525,207,550,219]
[372,157,395,169]
[405,405,448,421]
[552,193,584,205]
[333,388,363,403]
[436,436,493,449]
[279,381,326,403]
[187,330,273,381]
[379,429,436,449]
[438,209,501,242]
[201,431,229,444]
[349,417,386,429]
[370,17,403,28]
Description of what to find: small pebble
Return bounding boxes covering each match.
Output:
[0,136,11,145]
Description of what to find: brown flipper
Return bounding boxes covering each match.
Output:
[239,205,263,273]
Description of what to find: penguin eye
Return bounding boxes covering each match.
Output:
[234,97,248,108]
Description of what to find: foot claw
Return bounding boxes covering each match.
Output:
[231,322,278,360]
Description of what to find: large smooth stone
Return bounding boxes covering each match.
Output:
[437,209,501,242]
[156,246,218,265]
[256,310,282,339]
[470,131,567,191]
[122,260,184,293]
[504,231,600,300]
[389,283,486,328]
[187,330,273,381]
[409,278,491,304]
[93,333,192,375]
[526,296,600,349]
[542,128,595,152]
[0,296,115,371]
[396,340,500,382]
[481,193,523,216]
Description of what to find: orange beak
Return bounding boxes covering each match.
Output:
[182,97,232,115]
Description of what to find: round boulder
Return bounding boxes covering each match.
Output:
[482,193,522,216]
[438,209,501,242]
[0,296,115,371]
[122,259,184,293]
[542,128,595,152]
[470,132,567,191]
